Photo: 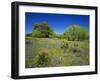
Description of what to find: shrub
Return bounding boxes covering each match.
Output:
[33,52,51,67]
[61,41,69,49]
[63,25,89,41]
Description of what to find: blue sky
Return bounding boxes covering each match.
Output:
[25,12,89,34]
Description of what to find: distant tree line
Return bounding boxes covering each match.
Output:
[26,21,89,41]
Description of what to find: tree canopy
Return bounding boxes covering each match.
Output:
[30,22,89,41]
[63,25,89,41]
[32,22,56,38]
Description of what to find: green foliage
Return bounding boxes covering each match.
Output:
[61,41,69,49]
[33,22,40,30]
[33,52,51,67]
[32,29,42,37]
[49,32,57,38]
[40,21,48,27]
[30,22,89,41]
[32,22,56,38]
[63,25,89,41]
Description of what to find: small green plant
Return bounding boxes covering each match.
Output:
[61,41,69,49]
[33,52,51,67]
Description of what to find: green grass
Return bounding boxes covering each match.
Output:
[25,38,89,68]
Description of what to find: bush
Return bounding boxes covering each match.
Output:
[33,52,51,67]
[63,25,89,41]
[61,41,69,49]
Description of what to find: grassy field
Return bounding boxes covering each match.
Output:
[25,38,89,68]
